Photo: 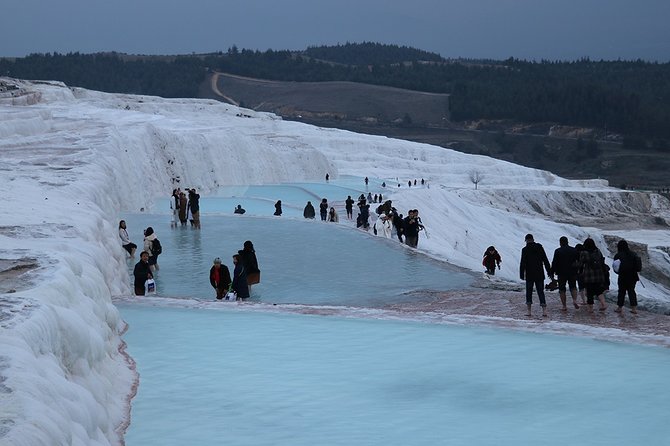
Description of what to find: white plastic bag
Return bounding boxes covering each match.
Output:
[145,278,156,294]
[225,291,237,301]
[612,259,621,274]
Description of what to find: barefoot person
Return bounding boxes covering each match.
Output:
[520,234,552,317]
[118,220,137,258]
[613,239,642,314]
[551,236,580,311]
[579,238,609,313]
[133,251,153,296]
[209,257,232,300]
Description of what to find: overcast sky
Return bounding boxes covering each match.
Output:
[2,0,669,61]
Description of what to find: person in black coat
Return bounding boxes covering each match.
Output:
[133,251,153,296]
[274,200,282,216]
[613,239,641,314]
[319,198,328,221]
[231,254,250,299]
[345,196,354,219]
[209,257,232,300]
[238,240,261,287]
[520,234,552,316]
[551,236,580,311]
[303,201,316,219]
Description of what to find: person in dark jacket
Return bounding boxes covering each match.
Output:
[578,238,609,312]
[133,251,153,296]
[403,210,421,248]
[303,201,316,219]
[274,200,282,216]
[238,240,261,287]
[393,212,404,242]
[209,257,232,300]
[231,254,250,299]
[345,196,354,219]
[551,236,580,310]
[482,246,502,275]
[613,239,641,314]
[234,204,246,214]
[520,234,552,317]
[319,198,328,221]
[188,188,201,228]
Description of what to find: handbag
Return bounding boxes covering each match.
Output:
[247,271,261,285]
[145,278,156,294]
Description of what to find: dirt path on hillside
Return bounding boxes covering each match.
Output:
[209,72,239,105]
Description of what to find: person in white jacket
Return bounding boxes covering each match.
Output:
[118,220,137,257]
[374,213,393,239]
[143,227,160,272]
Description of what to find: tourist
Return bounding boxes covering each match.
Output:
[519,234,552,317]
[345,195,354,219]
[143,227,161,272]
[303,201,316,219]
[274,200,282,216]
[209,257,232,300]
[328,207,339,223]
[231,254,250,299]
[234,204,246,214]
[178,191,188,226]
[188,188,201,228]
[551,236,580,310]
[319,198,328,221]
[482,246,501,275]
[613,239,642,314]
[118,220,137,258]
[578,238,609,313]
[238,240,261,287]
[170,188,180,227]
[133,251,152,296]
[403,210,421,248]
[575,243,587,304]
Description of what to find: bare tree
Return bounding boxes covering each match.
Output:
[469,170,483,190]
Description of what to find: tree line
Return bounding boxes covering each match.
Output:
[2,44,669,140]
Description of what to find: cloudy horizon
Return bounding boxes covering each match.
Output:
[2,0,669,62]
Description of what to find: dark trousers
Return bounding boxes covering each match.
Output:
[134,285,145,296]
[525,278,546,306]
[617,279,638,307]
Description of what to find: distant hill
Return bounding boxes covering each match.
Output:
[303,42,444,65]
[204,72,450,126]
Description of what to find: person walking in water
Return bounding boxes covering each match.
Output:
[345,195,354,219]
[133,251,153,296]
[209,257,232,300]
[187,188,201,228]
[119,220,137,258]
[143,227,161,272]
[613,239,642,314]
[303,201,316,219]
[551,236,580,311]
[274,200,282,216]
[328,206,339,222]
[319,198,328,221]
[238,240,261,287]
[520,234,552,317]
[231,254,250,299]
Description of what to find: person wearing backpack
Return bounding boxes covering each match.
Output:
[578,238,608,312]
[143,226,161,272]
[613,239,642,314]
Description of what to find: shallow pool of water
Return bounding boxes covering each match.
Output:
[122,212,472,306]
[120,304,670,446]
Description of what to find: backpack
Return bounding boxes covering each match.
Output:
[152,238,162,256]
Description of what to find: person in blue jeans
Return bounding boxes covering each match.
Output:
[520,234,552,317]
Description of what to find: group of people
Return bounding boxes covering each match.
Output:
[122,221,163,295]
[208,240,261,300]
[171,188,201,228]
[519,234,642,317]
